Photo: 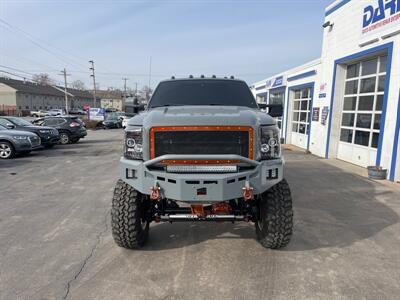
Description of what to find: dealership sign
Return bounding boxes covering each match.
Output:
[272,76,283,87]
[363,0,400,34]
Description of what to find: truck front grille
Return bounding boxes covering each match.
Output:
[150,126,254,160]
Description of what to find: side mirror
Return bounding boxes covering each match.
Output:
[6,123,15,129]
[265,104,283,118]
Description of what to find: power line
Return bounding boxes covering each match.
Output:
[0,69,29,81]
[0,18,89,72]
[0,65,63,86]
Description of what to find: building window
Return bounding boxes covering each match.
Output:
[340,55,386,149]
[256,95,266,103]
[292,88,311,135]
[270,91,284,129]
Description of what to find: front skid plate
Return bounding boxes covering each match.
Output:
[160,214,245,222]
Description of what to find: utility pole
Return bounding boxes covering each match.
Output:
[148,56,152,90]
[89,60,97,107]
[146,56,152,102]
[122,77,129,98]
[59,68,70,114]
[135,82,138,97]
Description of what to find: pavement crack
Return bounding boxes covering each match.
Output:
[62,208,110,300]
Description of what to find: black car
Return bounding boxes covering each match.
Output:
[0,124,41,159]
[0,116,60,148]
[32,116,87,144]
[102,114,122,129]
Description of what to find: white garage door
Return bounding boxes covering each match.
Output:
[337,55,386,167]
[291,88,311,149]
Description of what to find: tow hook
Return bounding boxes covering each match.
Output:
[150,184,161,200]
[242,181,253,201]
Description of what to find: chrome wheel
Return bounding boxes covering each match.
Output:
[60,133,70,144]
[0,142,13,159]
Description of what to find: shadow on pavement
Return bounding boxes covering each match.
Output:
[139,155,399,252]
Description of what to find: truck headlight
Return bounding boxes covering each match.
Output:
[124,127,143,160]
[260,126,280,160]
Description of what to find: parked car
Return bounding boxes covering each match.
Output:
[32,116,87,144]
[0,124,41,159]
[69,108,87,115]
[30,110,49,118]
[114,111,126,120]
[48,109,65,116]
[102,114,122,129]
[0,116,60,148]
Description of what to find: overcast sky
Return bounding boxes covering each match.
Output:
[0,0,333,91]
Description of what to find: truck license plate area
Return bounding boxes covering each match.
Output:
[197,188,207,195]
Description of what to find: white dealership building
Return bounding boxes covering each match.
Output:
[251,0,400,182]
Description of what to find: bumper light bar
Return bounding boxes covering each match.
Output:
[166,165,238,173]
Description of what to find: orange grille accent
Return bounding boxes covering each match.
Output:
[149,126,254,161]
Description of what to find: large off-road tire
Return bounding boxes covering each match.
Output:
[255,179,293,249]
[111,179,149,249]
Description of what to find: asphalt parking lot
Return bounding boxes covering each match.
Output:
[0,130,399,300]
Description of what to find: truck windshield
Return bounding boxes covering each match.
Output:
[148,79,258,109]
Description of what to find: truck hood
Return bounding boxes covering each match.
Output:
[129,106,276,128]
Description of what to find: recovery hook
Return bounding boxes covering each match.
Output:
[150,184,161,200]
[242,181,254,201]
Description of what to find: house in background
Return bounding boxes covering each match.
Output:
[0,77,99,115]
[96,90,124,111]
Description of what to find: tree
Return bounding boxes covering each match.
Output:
[71,80,86,90]
[32,73,54,85]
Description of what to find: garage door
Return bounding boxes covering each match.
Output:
[291,88,311,149]
[337,55,386,167]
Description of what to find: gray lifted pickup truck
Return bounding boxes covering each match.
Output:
[111,77,293,249]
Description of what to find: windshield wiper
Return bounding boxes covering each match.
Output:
[150,104,183,108]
